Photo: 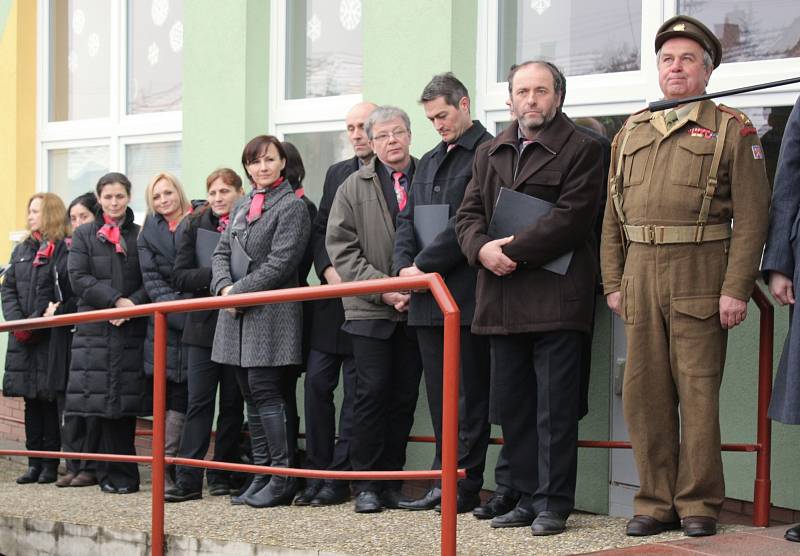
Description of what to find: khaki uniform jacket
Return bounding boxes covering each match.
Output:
[600,100,770,302]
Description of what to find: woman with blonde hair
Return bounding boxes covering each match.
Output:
[2,193,70,484]
[137,171,193,489]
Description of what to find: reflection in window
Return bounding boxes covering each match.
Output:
[48,146,109,204]
[49,0,110,121]
[283,131,351,205]
[497,0,641,80]
[741,105,794,185]
[285,0,363,99]
[127,0,184,114]
[125,142,182,214]
[678,1,800,64]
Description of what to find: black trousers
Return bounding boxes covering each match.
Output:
[491,330,582,518]
[175,346,244,491]
[235,365,299,462]
[349,323,422,494]
[97,416,139,489]
[303,349,356,474]
[416,326,491,494]
[57,395,100,475]
[167,380,189,414]
[23,397,60,468]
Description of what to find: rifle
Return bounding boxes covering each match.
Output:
[648,76,800,112]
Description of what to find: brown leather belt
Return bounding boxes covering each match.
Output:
[623,222,731,245]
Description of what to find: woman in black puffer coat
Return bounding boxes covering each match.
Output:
[137,171,193,490]
[66,172,150,494]
[2,193,70,484]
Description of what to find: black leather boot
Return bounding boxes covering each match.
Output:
[230,405,270,505]
[245,403,297,508]
[16,466,41,484]
[37,461,58,484]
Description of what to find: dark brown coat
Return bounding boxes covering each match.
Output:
[456,114,604,335]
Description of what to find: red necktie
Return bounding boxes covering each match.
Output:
[393,172,408,212]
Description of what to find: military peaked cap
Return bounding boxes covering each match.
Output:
[655,15,722,68]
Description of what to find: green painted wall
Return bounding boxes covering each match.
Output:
[182,0,270,199]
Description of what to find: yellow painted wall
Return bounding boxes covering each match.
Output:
[0,0,36,263]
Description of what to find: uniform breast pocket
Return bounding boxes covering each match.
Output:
[671,138,716,188]
[622,135,655,187]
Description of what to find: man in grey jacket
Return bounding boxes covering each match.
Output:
[326,105,422,513]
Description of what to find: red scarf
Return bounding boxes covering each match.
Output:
[247,177,284,223]
[96,214,125,255]
[294,187,305,199]
[216,213,230,233]
[31,232,55,267]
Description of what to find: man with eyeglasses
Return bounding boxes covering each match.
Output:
[326,105,423,514]
[456,61,604,536]
[392,72,520,518]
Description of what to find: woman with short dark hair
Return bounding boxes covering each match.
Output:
[66,172,149,494]
[211,135,310,508]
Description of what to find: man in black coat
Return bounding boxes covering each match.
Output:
[393,73,518,517]
[295,101,378,506]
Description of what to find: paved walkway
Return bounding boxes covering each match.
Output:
[0,453,793,555]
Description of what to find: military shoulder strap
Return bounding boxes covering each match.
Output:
[695,109,734,240]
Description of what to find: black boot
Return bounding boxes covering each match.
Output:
[37,461,58,484]
[245,403,297,508]
[230,405,270,505]
[16,466,41,484]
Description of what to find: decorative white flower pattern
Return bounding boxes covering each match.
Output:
[169,20,184,52]
[72,9,85,35]
[151,0,169,27]
[307,13,322,42]
[339,0,361,31]
[87,33,100,57]
[68,50,78,74]
[531,0,551,16]
[148,42,160,66]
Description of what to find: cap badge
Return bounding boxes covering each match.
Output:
[673,23,686,31]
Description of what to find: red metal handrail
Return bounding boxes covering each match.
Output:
[0,275,463,556]
[0,279,775,550]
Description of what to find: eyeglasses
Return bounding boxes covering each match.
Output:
[372,128,409,143]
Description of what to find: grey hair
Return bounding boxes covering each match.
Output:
[419,72,470,108]
[656,48,714,70]
[365,105,411,140]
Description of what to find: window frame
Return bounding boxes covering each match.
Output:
[475,0,800,129]
[35,0,183,212]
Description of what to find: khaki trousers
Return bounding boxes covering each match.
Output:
[620,241,729,521]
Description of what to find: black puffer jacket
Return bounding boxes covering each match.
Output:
[1,237,56,399]
[65,208,150,418]
[172,206,218,348]
[42,239,79,395]
[138,213,188,383]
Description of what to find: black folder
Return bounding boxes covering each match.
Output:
[414,204,450,248]
[230,233,252,282]
[487,187,573,275]
[195,228,221,268]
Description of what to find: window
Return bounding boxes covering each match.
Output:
[678,0,800,64]
[476,1,800,149]
[497,0,642,79]
[37,0,183,219]
[270,1,364,213]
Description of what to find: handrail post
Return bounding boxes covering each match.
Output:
[752,286,773,527]
[431,275,460,556]
[151,311,167,556]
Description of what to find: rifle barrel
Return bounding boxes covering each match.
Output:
[648,76,800,112]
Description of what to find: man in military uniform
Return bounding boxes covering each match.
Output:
[600,15,770,538]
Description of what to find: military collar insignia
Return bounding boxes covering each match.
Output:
[687,126,717,139]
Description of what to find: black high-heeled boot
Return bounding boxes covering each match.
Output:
[244,403,297,508]
[230,405,270,505]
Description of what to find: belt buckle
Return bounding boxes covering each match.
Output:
[646,225,656,245]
